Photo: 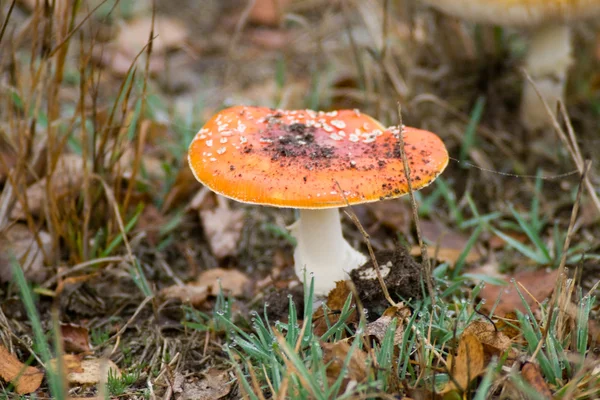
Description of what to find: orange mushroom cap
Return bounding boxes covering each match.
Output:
[188,106,448,209]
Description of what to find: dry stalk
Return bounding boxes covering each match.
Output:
[336,181,397,307]
[396,103,436,305]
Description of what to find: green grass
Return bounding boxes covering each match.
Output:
[11,257,66,399]
[183,275,515,398]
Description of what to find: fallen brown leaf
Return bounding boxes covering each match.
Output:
[478,269,560,316]
[442,334,485,393]
[321,341,368,388]
[11,153,85,219]
[161,268,251,306]
[521,362,552,399]
[200,200,245,259]
[116,16,188,55]
[314,280,357,336]
[197,268,251,297]
[0,224,52,283]
[175,369,232,400]
[49,354,84,375]
[0,345,44,395]
[66,358,120,386]
[365,303,411,346]
[411,246,481,265]
[495,312,521,339]
[61,323,92,354]
[97,16,188,76]
[463,320,516,361]
[161,284,208,307]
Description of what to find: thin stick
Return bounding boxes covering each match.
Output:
[336,182,396,307]
[396,103,436,305]
[0,0,16,45]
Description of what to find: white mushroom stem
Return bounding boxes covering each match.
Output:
[289,208,367,296]
[521,24,572,131]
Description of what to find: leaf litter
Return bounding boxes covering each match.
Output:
[0,344,44,395]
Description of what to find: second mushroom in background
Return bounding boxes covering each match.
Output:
[422,0,600,131]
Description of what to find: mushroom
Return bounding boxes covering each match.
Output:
[422,0,600,130]
[188,106,448,295]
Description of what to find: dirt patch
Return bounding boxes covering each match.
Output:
[350,246,423,318]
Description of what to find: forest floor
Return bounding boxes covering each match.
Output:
[1,0,599,399]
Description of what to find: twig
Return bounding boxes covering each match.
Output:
[107,295,154,351]
[336,182,396,307]
[396,103,436,305]
[0,0,16,45]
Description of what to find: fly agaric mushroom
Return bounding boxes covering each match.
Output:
[422,0,600,130]
[188,106,448,295]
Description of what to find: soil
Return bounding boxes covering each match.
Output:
[350,246,424,318]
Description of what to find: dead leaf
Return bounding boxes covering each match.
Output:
[66,358,120,386]
[93,47,165,76]
[0,344,44,395]
[442,334,485,393]
[161,285,208,307]
[200,200,245,259]
[495,312,521,339]
[411,246,481,265]
[116,16,187,55]
[96,16,188,76]
[521,362,552,399]
[197,268,251,297]
[0,224,52,283]
[249,0,290,26]
[61,323,92,354]
[161,268,251,306]
[314,280,357,336]
[321,341,368,387]
[463,320,516,361]
[175,369,232,400]
[365,303,411,346]
[49,354,84,375]
[478,269,560,316]
[11,153,85,219]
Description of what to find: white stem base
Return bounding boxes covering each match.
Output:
[521,24,572,131]
[289,209,367,296]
